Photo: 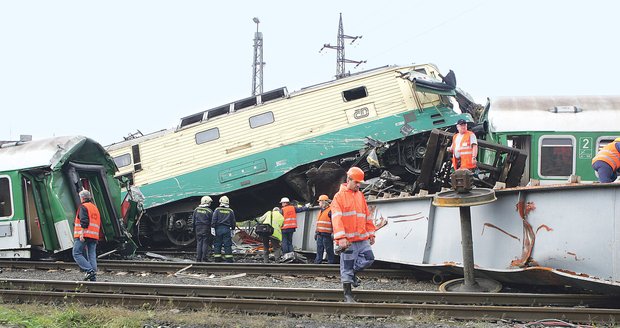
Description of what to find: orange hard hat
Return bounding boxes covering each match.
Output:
[347,167,364,182]
[318,194,330,201]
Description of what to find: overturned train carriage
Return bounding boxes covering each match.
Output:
[0,136,137,258]
[106,63,509,246]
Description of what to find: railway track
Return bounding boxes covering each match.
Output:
[0,278,619,323]
[0,259,414,278]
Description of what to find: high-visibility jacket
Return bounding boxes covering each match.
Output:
[315,206,333,234]
[281,205,298,230]
[592,140,620,170]
[452,131,477,170]
[331,184,375,242]
[258,210,285,242]
[73,202,101,240]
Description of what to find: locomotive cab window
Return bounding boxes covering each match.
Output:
[539,136,575,178]
[249,112,274,128]
[113,153,132,168]
[342,86,368,102]
[0,176,12,218]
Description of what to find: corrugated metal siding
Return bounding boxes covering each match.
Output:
[108,64,443,185]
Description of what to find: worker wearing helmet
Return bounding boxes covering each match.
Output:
[331,166,376,303]
[592,137,620,183]
[279,197,311,254]
[211,195,236,263]
[72,189,101,282]
[314,194,336,264]
[192,196,213,262]
[447,119,478,170]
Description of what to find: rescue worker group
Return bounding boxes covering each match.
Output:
[189,166,375,302]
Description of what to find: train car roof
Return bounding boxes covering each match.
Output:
[488,95,620,133]
[0,136,95,172]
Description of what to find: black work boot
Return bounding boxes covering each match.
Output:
[343,283,355,303]
[352,274,362,288]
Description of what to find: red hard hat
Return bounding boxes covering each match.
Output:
[347,167,364,182]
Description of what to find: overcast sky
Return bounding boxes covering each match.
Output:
[1,0,618,146]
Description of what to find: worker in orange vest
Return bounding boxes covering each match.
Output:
[314,194,336,264]
[72,189,101,282]
[448,119,478,170]
[279,197,310,254]
[331,167,376,303]
[592,137,620,182]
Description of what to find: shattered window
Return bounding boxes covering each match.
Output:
[195,128,220,144]
[0,176,12,218]
[113,153,131,168]
[249,112,274,128]
[539,137,574,177]
[342,86,368,102]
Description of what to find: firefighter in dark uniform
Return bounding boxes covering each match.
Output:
[212,195,236,263]
[192,196,213,262]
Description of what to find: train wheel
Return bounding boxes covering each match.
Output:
[164,212,195,246]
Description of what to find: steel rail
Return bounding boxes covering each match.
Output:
[0,260,414,278]
[0,278,617,308]
[0,288,618,323]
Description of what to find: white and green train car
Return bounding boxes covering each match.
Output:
[484,95,620,185]
[0,136,137,258]
[106,63,478,246]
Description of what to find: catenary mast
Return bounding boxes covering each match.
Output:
[320,13,365,79]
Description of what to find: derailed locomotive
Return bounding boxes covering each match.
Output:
[0,136,140,258]
[105,63,524,247]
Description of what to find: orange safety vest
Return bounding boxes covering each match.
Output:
[452,131,477,170]
[592,141,620,170]
[281,205,297,230]
[331,184,375,242]
[315,206,333,234]
[74,202,101,240]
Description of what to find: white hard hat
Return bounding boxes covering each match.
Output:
[79,190,92,200]
[280,197,290,203]
[219,195,229,205]
[201,196,212,205]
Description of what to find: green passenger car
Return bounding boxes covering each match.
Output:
[483,96,620,185]
[0,136,138,258]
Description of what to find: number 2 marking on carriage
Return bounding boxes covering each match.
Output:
[579,137,592,159]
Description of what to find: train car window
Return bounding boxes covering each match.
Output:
[195,128,220,144]
[596,136,620,152]
[249,112,274,128]
[342,86,368,102]
[113,153,132,168]
[0,176,12,218]
[539,136,575,177]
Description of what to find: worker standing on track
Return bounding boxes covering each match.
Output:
[257,207,285,263]
[331,167,376,303]
[448,119,478,170]
[192,196,213,262]
[592,137,620,183]
[72,189,101,282]
[212,195,236,263]
[279,197,310,254]
[314,194,336,264]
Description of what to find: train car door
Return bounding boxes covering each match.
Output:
[0,173,30,258]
